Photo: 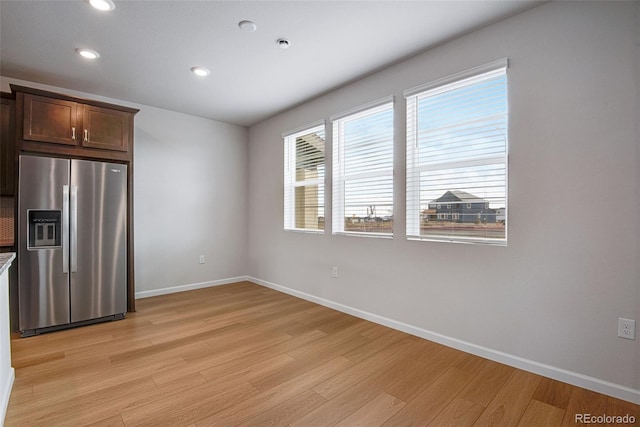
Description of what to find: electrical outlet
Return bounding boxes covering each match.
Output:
[618,318,635,340]
[199,255,205,264]
[332,266,338,279]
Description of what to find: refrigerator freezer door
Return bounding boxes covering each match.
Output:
[70,159,127,322]
[18,155,71,331]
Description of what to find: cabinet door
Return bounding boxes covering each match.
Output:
[82,105,131,152]
[23,94,78,145]
[1,97,16,196]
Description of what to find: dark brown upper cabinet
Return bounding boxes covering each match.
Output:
[22,94,79,146]
[82,104,131,152]
[13,85,138,162]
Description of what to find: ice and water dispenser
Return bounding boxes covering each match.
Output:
[27,210,61,249]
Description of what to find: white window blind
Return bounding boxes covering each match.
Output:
[332,99,394,236]
[406,60,508,244]
[284,123,325,232]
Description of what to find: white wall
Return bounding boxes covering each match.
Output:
[0,76,249,297]
[133,106,248,295]
[248,1,640,402]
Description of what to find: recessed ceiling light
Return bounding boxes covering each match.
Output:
[191,67,210,77]
[75,48,100,59]
[276,38,291,49]
[238,20,257,32]
[87,0,115,11]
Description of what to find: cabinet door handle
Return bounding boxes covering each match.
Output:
[84,129,89,142]
[71,127,76,140]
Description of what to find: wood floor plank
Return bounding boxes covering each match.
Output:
[194,356,353,426]
[237,299,321,328]
[428,397,485,427]
[66,336,154,361]
[457,359,513,407]
[240,389,327,427]
[289,356,409,427]
[605,397,640,426]
[11,331,115,362]
[342,327,409,363]
[5,282,638,427]
[248,356,331,393]
[382,367,473,426]
[454,353,496,376]
[283,308,352,336]
[85,415,126,427]
[312,337,422,400]
[3,378,32,408]
[561,387,608,426]
[184,329,292,363]
[205,352,299,391]
[154,329,325,386]
[13,352,111,386]
[335,392,405,427]
[473,370,542,427]
[532,377,574,410]
[384,344,464,403]
[124,381,258,427]
[11,377,157,426]
[518,400,565,427]
[10,350,66,369]
[138,373,209,410]
[31,355,187,402]
[286,320,375,362]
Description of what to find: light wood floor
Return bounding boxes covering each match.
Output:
[5,281,639,426]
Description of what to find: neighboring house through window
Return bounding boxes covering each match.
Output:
[406,59,508,244]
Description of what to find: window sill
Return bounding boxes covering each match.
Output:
[284,228,324,235]
[333,231,393,240]
[407,236,506,246]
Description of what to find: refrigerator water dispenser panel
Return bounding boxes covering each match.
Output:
[28,210,61,249]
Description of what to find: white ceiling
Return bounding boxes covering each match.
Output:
[0,1,542,127]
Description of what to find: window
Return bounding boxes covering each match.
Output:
[332,98,394,236]
[284,123,325,232]
[406,59,508,244]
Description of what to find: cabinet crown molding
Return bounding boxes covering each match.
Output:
[10,84,139,115]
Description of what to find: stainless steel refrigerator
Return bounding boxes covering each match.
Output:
[18,155,127,336]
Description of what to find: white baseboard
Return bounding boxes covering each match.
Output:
[1,367,15,426]
[248,276,640,405]
[135,276,250,299]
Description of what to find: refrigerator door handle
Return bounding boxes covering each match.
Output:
[70,185,78,273]
[62,185,70,274]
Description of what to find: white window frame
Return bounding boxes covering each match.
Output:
[331,97,394,237]
[283,121,326,233]
[405,59,508,245]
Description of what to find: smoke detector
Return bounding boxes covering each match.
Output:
[276,38,291,49]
